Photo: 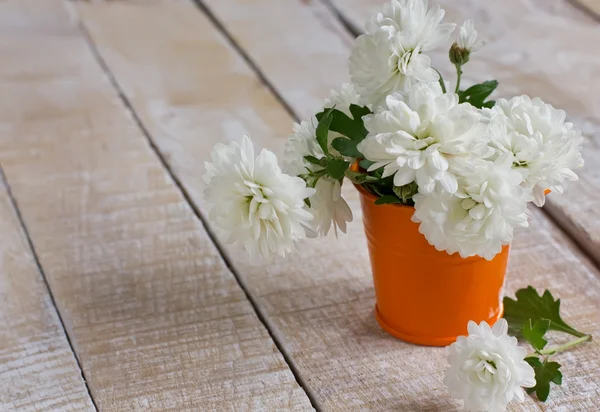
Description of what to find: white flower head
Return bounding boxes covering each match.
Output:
[350,0,455,106]
[203,135,315,260]
[489,95,584,206]
[283,114,353,237]
[456,19,483,52]
[323,82,366,116]
[284,117,322,177]
[307,178,353,237]
[444,319,536,412]
[412,155,532,259]
[357,81,492,195]
[366,0,456,50]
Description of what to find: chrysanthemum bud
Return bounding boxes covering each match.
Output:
[449,42,470,66]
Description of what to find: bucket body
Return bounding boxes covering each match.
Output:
[356,185,509,346]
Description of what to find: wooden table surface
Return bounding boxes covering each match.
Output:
[1,0,599,410]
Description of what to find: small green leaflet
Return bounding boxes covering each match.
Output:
[349,104,372,128]
[331,138,363,159]
[524,357,563,402]
[316,104,371,144]
[304,155,324,166]
[326,158,350,180]
[522,319,550,351]
[459,80,498,108]
[316,108,334,155]
[359,159,375,170]
[503,287,586,338]
[393,182,418,204]
[345,170,380,184]
[374,195,402,205]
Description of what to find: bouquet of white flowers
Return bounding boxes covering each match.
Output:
[204,0,583,262]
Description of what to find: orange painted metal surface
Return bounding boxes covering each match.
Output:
[355,184,509,346]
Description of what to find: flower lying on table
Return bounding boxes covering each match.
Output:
[444,318,536,412]
[445,287,592,411]
[203,0,583,261]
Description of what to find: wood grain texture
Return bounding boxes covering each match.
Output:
[0,1,313,410]
[0,3,95,411]
[327,0,600,266]
[0,178,95,412]
[573,0,600,18]
[76,0,600,410]
[200,0,354,119]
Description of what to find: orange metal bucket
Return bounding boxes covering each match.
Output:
[355,184,509,346]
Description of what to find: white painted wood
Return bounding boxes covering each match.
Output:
[76,0,600,410]
[0,2,95,410]
[0,0,313,410]
[0,173,95,412]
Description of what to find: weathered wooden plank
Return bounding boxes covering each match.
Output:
[76,0,600,410]
[326,0,598,33]
[0,1,313,411]
[327,0,600,266]
[573,0,600,18]
[200,0,354,119]
[0,3,96,411]
[0,0,76,31]
[0,176,95,412]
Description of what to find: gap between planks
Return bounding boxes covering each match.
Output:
[192,0,300,121]
[567,0,600,22]
[77,18,322,412]
[0,165,100,412]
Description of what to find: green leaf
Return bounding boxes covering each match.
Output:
[459,80,498,108]
[304,155,323,166]
[331,137,363,159]
[349,104,372,124]
[364,182,385,197]
[326,158,350,180]
[524,357,563,402]
[345,170,380,184]
[359,159,375,170]
[316,106,370,142]
[482,100,496,108]
[522,319,550,351]
[503,287,587,338]
[393,182,418,204]
[316,108,334,155]
[374,195,402,205]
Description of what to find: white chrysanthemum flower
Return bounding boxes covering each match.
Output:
[357,81,491,194]
[489,95,584,206]
[444,319,536,412]
[284,117,322,177]
[366,0,455,48]
[203,135,315,259]
[323,82,366,116]
[283,116,353,237]
[350,0,455,105]
[456,19,483,52]
[308,179,353,237]
[412,155,531,259]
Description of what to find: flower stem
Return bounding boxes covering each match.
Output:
[454,64,463,93]
[433,68,447,93]
[539,335,592,356]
